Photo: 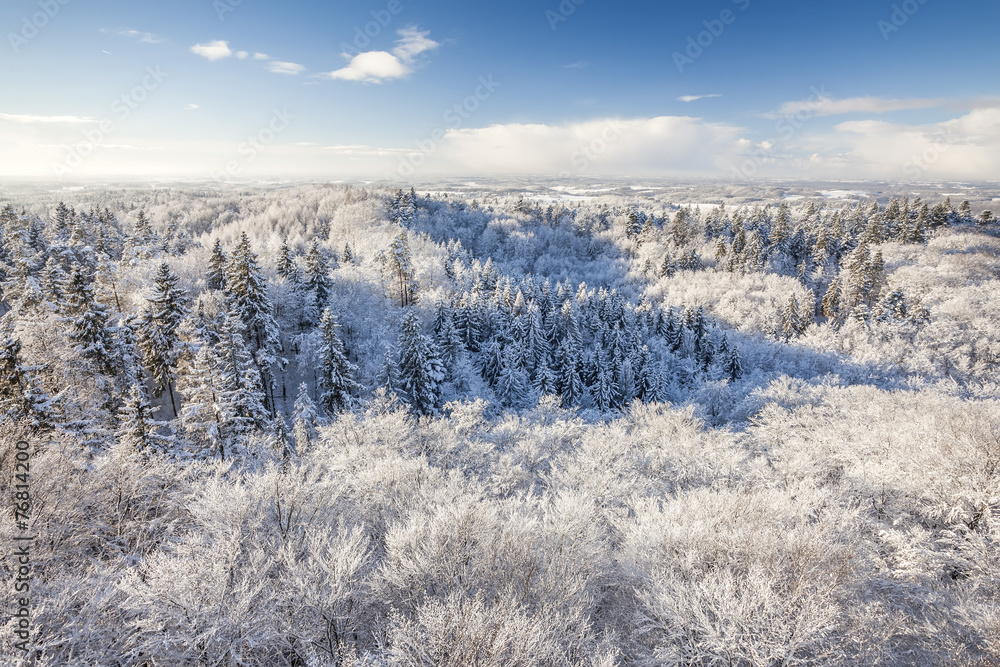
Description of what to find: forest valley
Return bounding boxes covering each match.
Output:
[0,183,998,665]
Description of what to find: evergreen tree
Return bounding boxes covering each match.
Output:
[226,232,281,413]
[178,341,223,456]
[216,308,271,449]
[556,338,584,408]
[495,343,530,407]
[342,242,355,265]
[292,382,321,453]
[376,343,400,393]
[781,294,806,340]
[317,308,360,416]
[276,241,297,282]
[116,382,159,453]
[532,354,558,397]
[303,240,333,307]
[63,268,116,374]
[207,239,228,291]
[592,350,619,412]
[0,333,53,429]
[397,310,446,416]
[139,262,188,417]
[725,345,743,382]
[636,346,661,403]
[822,276,843,320]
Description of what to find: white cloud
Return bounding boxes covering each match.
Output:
[190,40,233,61]
[185,104,199,110]
[117,28,163,44]
[565,61,588,69]
[267,61,305,75]
[0,113,97,124]
[324,27,438,83]
[253,52,269,60]
[771,95,943,118]
[427,116,745,176]
[391,26,438,61]
[825,108,1000,179]
[235,51,248,59]
[678,94,722,103]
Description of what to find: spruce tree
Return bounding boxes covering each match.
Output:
[725,345,743,382]
[207,239,228,291]
[139,262,188,417]
[556,338,584,408]
[276,241,297,282]
[397,310,445,416]
[292,382,321,453]
[0,333,53,429]
[63,268,116,374]
[216,308,271,449]
[226,232,281,413]
[117,382,159,453]
[495,343,530,407]
[317,308,360,416]
[303,240,332,307]
[781,294,806,340]
[178,341,223,455]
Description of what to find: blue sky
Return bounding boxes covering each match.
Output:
[2,0,999,181]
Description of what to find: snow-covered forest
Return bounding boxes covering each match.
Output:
[1,182,999,665]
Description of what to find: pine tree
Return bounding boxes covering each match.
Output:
[139,262,188,417]
[292,382,321,454]
[226,232,281,413]
[495,344,530,407]
[822,276,843,320]
[959,200,973,222]
[781,294,806,340]
[0,333,53,429]
[317,308,360,416]
[276,241,297,282]
[303,240,332,307]
[216,308,271,449]
[207,239,228,290]
[117,382,159,453]
[178,341,223,456]
[63,268,116,374]
[556,338,584,408]
[725,345,743,382]
[342,242,355,265]
[397,310,445,416]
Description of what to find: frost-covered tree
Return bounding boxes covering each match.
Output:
[384,230,418,307]
[62,268,116,374]
[303,240,333,307]
[178,341,223,456]
[0,333,53,429]
[781,293,807,340]
[216,308,271,449]
[207,239,228,291]
[291,382,321,453]
[139,263,188,417]
[226,232,281,413]
[397,310,445,416]
[116,382,159,452]
[317,308,360,416]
